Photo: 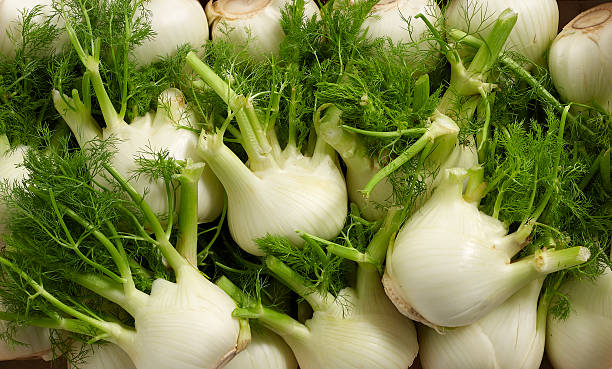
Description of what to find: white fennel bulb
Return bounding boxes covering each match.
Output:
[11,162,242,369]
[188,53,347,256]
[420,279,546,369]
[548,3,612,114]
[53,88,224,223]
[0,0,67,58]
[220,260,418,369]
[285,288,418,369]
[116,265,239,369]
[221,210,419,369]
[445,0,558,66]
[225,327,297,369]
[197,132,347,255]
[68,342,136,369]
[361,0,441,47]
[206,0,320,60]
[132,0,209,66]
[546,267,612,369]
[285,282,418,369]
[382,168,590,329]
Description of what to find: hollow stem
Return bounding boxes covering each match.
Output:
[448,29,596,138]
[363,113,459,197]
[342,126,428,138]
[265,256,332,312]
[0,312,99,336]
[176,163,205,266]
[365,207,405,268]
[298,232,376,266]
[103,164,187,272]
[186,52,266,165]
[216,277,310,340]
[0,257,121,336]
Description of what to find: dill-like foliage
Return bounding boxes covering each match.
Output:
[0,6,63,147]
[53,0,190,124]
[0,137,170,333]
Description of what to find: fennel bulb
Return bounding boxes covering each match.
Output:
[546,267,612,369]
[383,168,590,328]
[420,279,546,369]
[361,0,441,48]
[280,281,418,369]
[53,88,224,224]
[120,264,240,369]
[132,0,209,66]
[197,131,347,256]
[224,327,297,369]
[188,53,348,256]
[445,0,558,66]
[221,246,417,366]
[206,0,320,60]
[548,3,612,114]
[221,209,419,369]
[0,157,243,369]
[0,0,66,58]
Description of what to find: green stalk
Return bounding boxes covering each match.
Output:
[103,164,187,272]
[176,163,204,266]
[463,166,486,203]
[601,148,611,192]
[298,232,376,266]
[580,149,604,190]
[217,277,309,340]
[437,11,516,120]
[0,257,123,336]
[312,105,342,164]
[448,29,596,138]
[64,17,122,130]
[315,104,365,162]
[0,312,99,336]
[105,221,136,290]
[197,132,261,198]
[363,132,435,198]
[531,247,591,274]
[413,74,430,111]
[60,207,129,283]
[0,135,10,155]
[244,102,274,160]
[118,13,131,121]
[216,276,251,307]
[492,181,507,219]
[365,207,405,267]
[164,180,175,240]
[265,256,333,312]
[36,188,128,285]
[186,52,265,165]
[198,195,228,262]
[52,90,102,148]
[341,126,428,138]
[287,87,298,149]
[467,9,517,75]
[70,274,131,312]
